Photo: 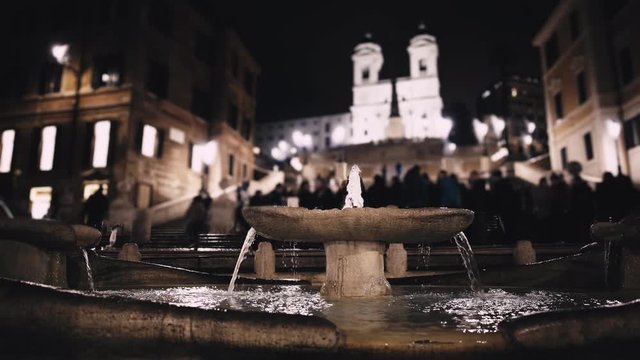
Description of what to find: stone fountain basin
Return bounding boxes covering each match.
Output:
[243,206,474,244]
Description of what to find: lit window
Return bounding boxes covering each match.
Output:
[39,125,57,171]
[190,143,205,172]
[92,121,111,168]
[141,124,157,157]
[83,182,109,200]
[29,186,52,219]
[0,129,15,173]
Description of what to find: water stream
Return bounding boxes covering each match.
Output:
[81,249,95,291]
[228,227,257,293]
[452,232,482,291]
[604,239,613,288]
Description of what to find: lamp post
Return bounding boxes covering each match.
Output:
[51,43,83,177]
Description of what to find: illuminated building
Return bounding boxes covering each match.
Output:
[533,0,639,183]
[0,1,259,229]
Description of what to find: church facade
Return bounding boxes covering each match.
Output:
[256,25,447,157]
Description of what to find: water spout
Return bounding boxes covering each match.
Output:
[228,227,257,293]
[81,249,95,291]
[342,165,364,209]
[453,232,482,291]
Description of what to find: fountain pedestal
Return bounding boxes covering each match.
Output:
[321,241,391,299]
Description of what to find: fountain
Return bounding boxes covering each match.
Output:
[1,176,640,358]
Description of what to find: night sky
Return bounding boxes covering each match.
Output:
[222,0,559,122]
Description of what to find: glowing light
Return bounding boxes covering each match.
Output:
[446,142,457,153]
[252,146,261,155]
[433,116,453,139]
[0,129,15,173]
[527,121,536,134]
[490,115,506,137]
[331,126,346,145]
[290,156,303,172]
[83,183,109,200]
[92,121,111,168]
[606,119,621,138]
[141,125,157,157]
[481,90,491,99]
[522,134,533,145]
[51,44,69,64]
[292,131,304,147]
[278,140,290,152]
[472,119,488,142]
[191,144,205,172]
[169,127,185,144]
[290,147,297,155]
[271,147,286,161]
[511,87,518,97]
[29,186,52,219]
[39,125,57,171]
[201,140,218,166]
[490,147,509,162]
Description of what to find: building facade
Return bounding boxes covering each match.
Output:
[0,0,259,227]
[533,0,639,183]
[477,75,547,158]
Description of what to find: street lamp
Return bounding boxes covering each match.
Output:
[51,43,84,177]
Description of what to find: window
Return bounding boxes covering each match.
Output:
[39,125,57,171]
[325,123,331,132]
[583,132,593,160]
[560,147,568,169]
[195,32,212,63]
[554,92,563,119]
[576,71,588,104]
[0,129,15,173]
[148,1,172,37]
[419,58,427,75]
[242,163,247,179]
[29,186,52,219]
[168,127,185,144]
[92,121,111,168]
[545,33,559,68]
[569,11,580,41]
[228,154,235,176]
[91,53,123,89]
[190,143,205,172]
[325,136,330,148]
[38,62,63,94]
[362,68,370,82]
[191,88,212,120]
[139,124,163,158]
[228,102,238,129]
[624,114,640,150]
[146,60,169,98]
[620,47,633,86]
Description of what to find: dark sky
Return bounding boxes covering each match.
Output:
[222,1,559,122]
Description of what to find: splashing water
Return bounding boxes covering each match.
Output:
[604,239,613,288]
[228,227,257,293]
[81,249,95,291]
[291,241,299,276]
[452,232,482,291]
[343,165,364,209]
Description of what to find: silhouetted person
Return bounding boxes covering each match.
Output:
[465,174,490,244]
[595,172,619,222]
[234,181,250,233]
[83,185,108,230]
[365,175,388,207]
[267,183,287,206]
[549,172,570,243]
[615,173,639,219]
[315,178,336,209]
[440,174,462,208]
[531,177,553,242]
[297,180,316,209]
[249,190,267,206]
[385,176,402,207]
[566,162,594,243]
[185,190,211,245]
[489,169,518,244]
[403,165,428,208]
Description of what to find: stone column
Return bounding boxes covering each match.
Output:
[321,241,391,299]
[386,243,407,277]
[254,242,276,279]
[513,240,536,265]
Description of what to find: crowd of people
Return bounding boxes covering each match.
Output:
[243,162,639,245]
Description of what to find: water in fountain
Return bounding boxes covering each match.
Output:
[291,241,299,275]
[452,232,482,291]
[604,239,613,288]
[228,227,257,293]
[415,243,431,271]
[81,249,95,291]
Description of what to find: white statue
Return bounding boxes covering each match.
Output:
[343,165,364,209]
